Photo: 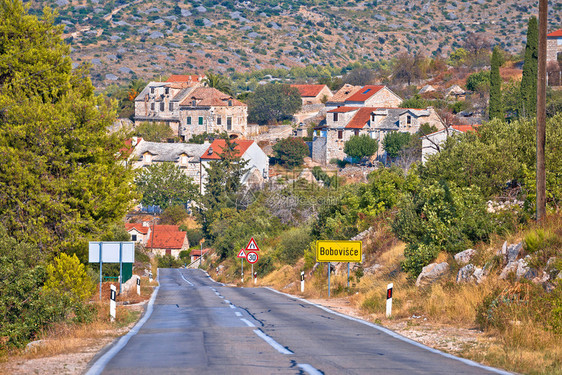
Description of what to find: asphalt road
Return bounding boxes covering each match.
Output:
[87,268,510,375]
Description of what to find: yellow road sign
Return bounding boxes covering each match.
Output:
[316,240,362,262]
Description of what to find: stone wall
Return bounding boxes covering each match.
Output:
[547,37,562,63]
[311,136,327,165]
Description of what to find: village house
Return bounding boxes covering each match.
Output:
[134,75,248,140]
[421,124,479,164]
[312,106,445,164]
[129,138,210,184]
[290,84,333,105]
[199,139,269,194]
[325,84,403,110]
[547,29,562,64]
[125,223,189,259]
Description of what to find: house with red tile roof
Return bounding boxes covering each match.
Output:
[166,75,205,83]
[199,139,269,194]
[547,29,562,64]
[125,222,151,244]
[290,84,333,105]
[326,84,403,110]
[134,81,248,141]
[421,124,480,164]
[125,222,189,258]
[312,106,444,164]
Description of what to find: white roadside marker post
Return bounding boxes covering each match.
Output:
[149,272,153,282]
[110,284,117,322]
[136,277,141,296]
[300,271,305,293]
[386,283,393,318]
[254,271,257,285]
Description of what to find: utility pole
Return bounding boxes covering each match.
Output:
[537,0,547,221]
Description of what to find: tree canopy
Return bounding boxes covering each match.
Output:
[383,132,413,159]
[247,83,302,124]
[344,134,378,160]
[273,137,309,167]
[520,16,538,118]
[0,0,137,258]
[488,46,503,120]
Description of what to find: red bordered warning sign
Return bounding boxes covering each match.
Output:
[245,237,260,252]
[246,251,258,264]
[237,249,246,258]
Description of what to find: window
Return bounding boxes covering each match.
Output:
[333,113,339,122]
[169,102,174,111]
[192,99,197,106]
[181,155,188,165]
[217,116,222,125]
[354,130,359,136]
[362,88,371,94]
[131,234,137,241]
[228,100,233,106]
[227,117,232,130]
[198,116,203,125]
[165,87,169,94]
[160,102,165,111]
[150,102,155,111]
[406,115,412,126]
[187,116,192,125]
[338,130,343,139]
[150,87,154,94]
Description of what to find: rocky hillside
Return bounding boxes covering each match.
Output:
[28,0,561,87]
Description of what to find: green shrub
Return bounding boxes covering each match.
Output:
[43,253,96,302]
[157,254,182,268]
[276,226,312,265]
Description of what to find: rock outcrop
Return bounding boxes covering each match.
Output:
[416,262,450,287]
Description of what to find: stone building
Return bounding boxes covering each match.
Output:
[547,29,562,64]
[290,84,333,105]
[325,84,403,110]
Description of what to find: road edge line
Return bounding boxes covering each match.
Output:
[265,287,512,375]
[85,269,161,375]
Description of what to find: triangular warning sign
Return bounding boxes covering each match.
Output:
[245,237,260,251]
[237,249,246,258]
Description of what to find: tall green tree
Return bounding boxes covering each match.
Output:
[382,132,411,159]
[273,137,309,167]
[489,46,503,120]
[520,16,538,118]
[135,162,198,209]
[247,83,302,124]
[344,134,378,161]
[0,0,137,257]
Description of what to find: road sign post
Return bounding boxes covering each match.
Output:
[315,241,362,298]
[237,249,246,283]
[89,241,135,301]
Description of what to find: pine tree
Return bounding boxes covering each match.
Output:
[520,16,538,118]
[0,0,137,258]
[489,46,503,120]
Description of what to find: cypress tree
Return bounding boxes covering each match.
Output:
[489,46,503,120]
[520,16,538,118]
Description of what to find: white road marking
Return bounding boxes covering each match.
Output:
[265,287,513,375]
[297,364,323,375]
[229,304,236,309]
[253,329,293,355]
[178,271,194,286]
[224,300,230,304]
[240,318,255,327]
[235,312,242,317]
[85,269,161,375]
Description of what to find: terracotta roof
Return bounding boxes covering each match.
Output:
[329,84,362,103]
[327,106,360,113]
[179,87,245,107]
[547,29,562,37]
[149,230,187,249]
[125,223,150,235]
[191,248,211,256]
[201,139,254,160]
[345,108,375,129]
[290,84,327,97]
[166,75,203,83]
[345,85,385,102]
[452,124,480,133]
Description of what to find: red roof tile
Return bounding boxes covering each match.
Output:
[191,248,211,256]
[149,230,186,249]
[290,84,327,97]
[452,124,480,133]
[327,106,360,113]
[345,108,375,129]
[166,75,203,83]
[548,29,562,37]
[345,85,385,103]
[179,87,245,107]
[125,223,150,235]
[329,84,362,103]
[201,139,254,160]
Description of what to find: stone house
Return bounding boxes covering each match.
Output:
[199,139,269,194]
[290,84,333,105]
[325,84,403,110]
[421,124,479,164]
[125,223,190,259]
[125,222,151,244]
[134,77,248,140]
[547,29,562,64]
[129,138,210,184]
[313,106,445,164]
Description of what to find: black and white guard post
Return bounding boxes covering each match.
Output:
[328,262,331,297]
[110,284,117,321]
[386,283,393,318]
[253,271,257,285]
[300,271,305,293]
[136,277,141,296]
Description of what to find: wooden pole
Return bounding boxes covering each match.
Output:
[536,0,547,221]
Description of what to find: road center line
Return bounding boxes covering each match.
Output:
[229,304,236,309]
[235,311,242,317]
[253,329,293,355]
[178,271,194,286]
[224,300,230,304]
[240,318,255,327]
[297,364,323,375]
